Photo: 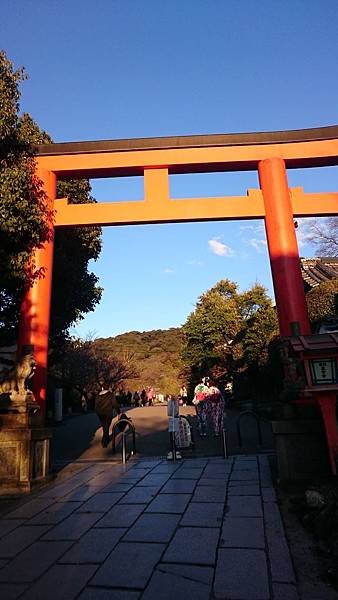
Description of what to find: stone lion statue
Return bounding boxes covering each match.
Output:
[0,353,37,397]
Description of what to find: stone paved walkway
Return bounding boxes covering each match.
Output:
[0,455,299,600]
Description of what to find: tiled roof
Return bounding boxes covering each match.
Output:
[300,257,338,291]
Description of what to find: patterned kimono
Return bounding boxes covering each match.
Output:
[207,385,225,436]
[193,382,210,436]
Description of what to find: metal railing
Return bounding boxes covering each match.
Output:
[111,418,136,464]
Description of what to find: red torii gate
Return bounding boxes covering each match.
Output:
[18,125,338,466]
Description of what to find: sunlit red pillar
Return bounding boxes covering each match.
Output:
[18,168,56,416]
[258,157,311,336]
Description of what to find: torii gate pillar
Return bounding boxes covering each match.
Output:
[258,157,311,336]
[18,169,56,417]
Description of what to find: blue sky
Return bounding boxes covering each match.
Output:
[2,1,338,338]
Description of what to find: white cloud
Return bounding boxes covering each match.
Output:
[239,223,265,234]
[208,239,234,257]
[187,260,204,267]
[162,267,174,274]
[247,238,267,253]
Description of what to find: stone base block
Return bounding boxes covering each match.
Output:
[272,419,331,482]
[0,420,52,495]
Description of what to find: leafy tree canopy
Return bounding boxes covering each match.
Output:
[182,279,278,391]
[306,279,338,327]
[0,51,53,339]
[0,51,102,346]
[94,328,185,396]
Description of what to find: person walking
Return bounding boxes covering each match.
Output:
[147,387,154,406]
[140,388,147,406]
[95,385,120,448]
[193,376,210,437]
[133,390,140,407]
[180,385,188,406]
[207,380,225,437]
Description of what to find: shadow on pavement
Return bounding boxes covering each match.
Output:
[50,406,275,470]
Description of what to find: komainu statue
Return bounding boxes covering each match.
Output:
[0,352,37,412]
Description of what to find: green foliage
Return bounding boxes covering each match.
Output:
[50,180,102,346]
[94,328,185,396]
[306,280,338,328]
[0,52,102,346]
[0,51,52,341]
[182,279,279,400]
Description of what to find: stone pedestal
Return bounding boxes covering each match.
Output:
[0,412,52,495]
[272,419,331,482]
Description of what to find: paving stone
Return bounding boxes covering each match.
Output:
[95,504,145,527]
[142,569,210,600]
[273,582,299,600]
[102,482,135,493]
[260,468,273,487]
[0,519,26,538]
[230,470,259,481]
[233,460,258,470]
[163,527,219,565]
[203,466,231,476]
[172,468,203,479]
[124,468,152,479]
[198,477,228,486]
[0,583,28,599]
[5,498,54,519]
[119,486,159,504]
[182,459,208,468]
[258,455,269,466]
[226,496,263,517]
[262,487,277,502]
[264,501,296,582]
[63,485,104,501]
[214,548,269,599]
[137,460,162,468]
[91,542,165,588]
[180,502,224,527]
[161,479,197,493]
[220,517,265,548]
[0,526,50,558]
[146,493,191,513]
[156,562,214,585]
[0,541,72,582]
[200,472,230,481]
[78,590,140,600]
[29,501,82,525]
[20,564,97,600]
[41,513,101,541]
[136,474,170,486]
[60,527,126,563]
[151,464,181,474]
[228,485,260,495]
[192,486,226,503]
[77,492,124,512]
[40,482,83,499]
[123,513,180,542]
[87,473,124,487]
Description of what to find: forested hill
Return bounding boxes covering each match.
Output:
[94,328,185,395]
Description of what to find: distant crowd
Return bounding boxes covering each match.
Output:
[115,385,190,408]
